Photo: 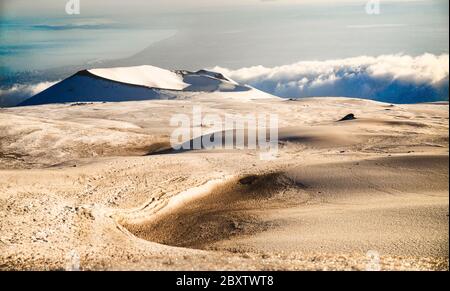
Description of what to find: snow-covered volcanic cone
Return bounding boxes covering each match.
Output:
[19,65,260,106]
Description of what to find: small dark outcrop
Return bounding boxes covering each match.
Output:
[338,113,356,122]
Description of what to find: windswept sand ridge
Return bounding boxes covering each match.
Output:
[120,155,448,257]
[0,96,448,270]
[120,172,290,248]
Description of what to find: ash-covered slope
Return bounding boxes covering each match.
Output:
[19,65,253,106]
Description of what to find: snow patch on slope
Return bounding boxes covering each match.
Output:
[88,65,189,90]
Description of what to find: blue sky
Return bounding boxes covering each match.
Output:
[1,0,448,71]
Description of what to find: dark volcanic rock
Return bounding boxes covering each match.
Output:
[338,113,356,121]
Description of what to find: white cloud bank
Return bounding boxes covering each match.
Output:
[214,54,449,104]
[0,81,57,107]
[2,54,448,107]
